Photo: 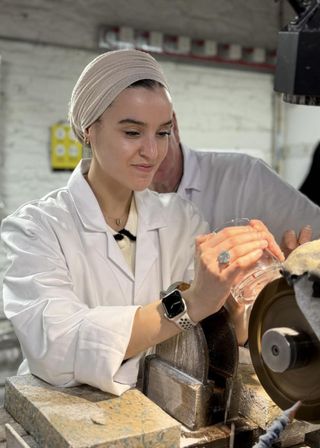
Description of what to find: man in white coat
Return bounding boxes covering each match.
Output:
[150,113,320,255]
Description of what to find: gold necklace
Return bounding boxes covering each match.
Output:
[105,211,128,228]
[103,196,132,229]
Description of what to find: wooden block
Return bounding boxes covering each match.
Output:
[5,374,181,448]
[144,355,224,430]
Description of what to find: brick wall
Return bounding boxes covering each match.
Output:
[282,103,320,188]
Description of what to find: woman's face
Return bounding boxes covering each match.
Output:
[86,85,173,192]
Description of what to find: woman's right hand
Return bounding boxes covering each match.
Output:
[183,222,280,323]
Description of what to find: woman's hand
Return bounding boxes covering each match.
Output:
[127,220,282,359]
[183,220,283,324]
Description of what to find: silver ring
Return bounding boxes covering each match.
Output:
[217,250,231,265]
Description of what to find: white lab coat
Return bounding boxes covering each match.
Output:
[178,145,320,242]
[1,160,208,396]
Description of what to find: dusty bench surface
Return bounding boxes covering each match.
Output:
[4,374,180,448]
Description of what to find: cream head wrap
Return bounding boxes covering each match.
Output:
[69,49,169,143]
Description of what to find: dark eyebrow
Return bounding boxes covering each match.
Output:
[118,119,173,127]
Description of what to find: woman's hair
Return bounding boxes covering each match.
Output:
[69,49,169,143]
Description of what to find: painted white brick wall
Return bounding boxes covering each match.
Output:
[165,61,273,154]
[281,103,320,188]
[0,43,93,211]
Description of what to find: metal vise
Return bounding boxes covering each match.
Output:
[143,308,239,430]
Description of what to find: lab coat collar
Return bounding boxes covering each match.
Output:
[178,144,202,193]
[67,160,134,282]
[67,159,167,233]
[67,160,168,288]
[67,159,106,232]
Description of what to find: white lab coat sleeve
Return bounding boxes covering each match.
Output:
[243,158,320,242]
[1,215,140,396]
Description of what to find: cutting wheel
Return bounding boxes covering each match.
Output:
[249,277,320,423]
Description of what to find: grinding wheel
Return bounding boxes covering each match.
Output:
[249,277,320,423]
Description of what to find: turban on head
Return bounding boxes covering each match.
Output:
[69,49,169,143]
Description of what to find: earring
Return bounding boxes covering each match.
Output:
[85,138,90,145]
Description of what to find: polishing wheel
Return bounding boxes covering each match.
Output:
[249,277,320,423]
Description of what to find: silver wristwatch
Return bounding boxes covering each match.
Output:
[161,282,197,331]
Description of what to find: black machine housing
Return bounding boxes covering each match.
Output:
[274,0,320,104]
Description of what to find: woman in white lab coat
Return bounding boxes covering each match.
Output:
[0,49,284,396]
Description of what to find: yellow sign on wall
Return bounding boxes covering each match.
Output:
[50,122,82,170]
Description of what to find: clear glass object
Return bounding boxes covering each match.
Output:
[215,218,282,305]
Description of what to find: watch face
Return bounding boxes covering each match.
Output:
[162,290,185,318]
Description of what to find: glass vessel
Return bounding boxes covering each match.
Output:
[215,218,282,304]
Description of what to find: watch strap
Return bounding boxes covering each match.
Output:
[175,301,197,330]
